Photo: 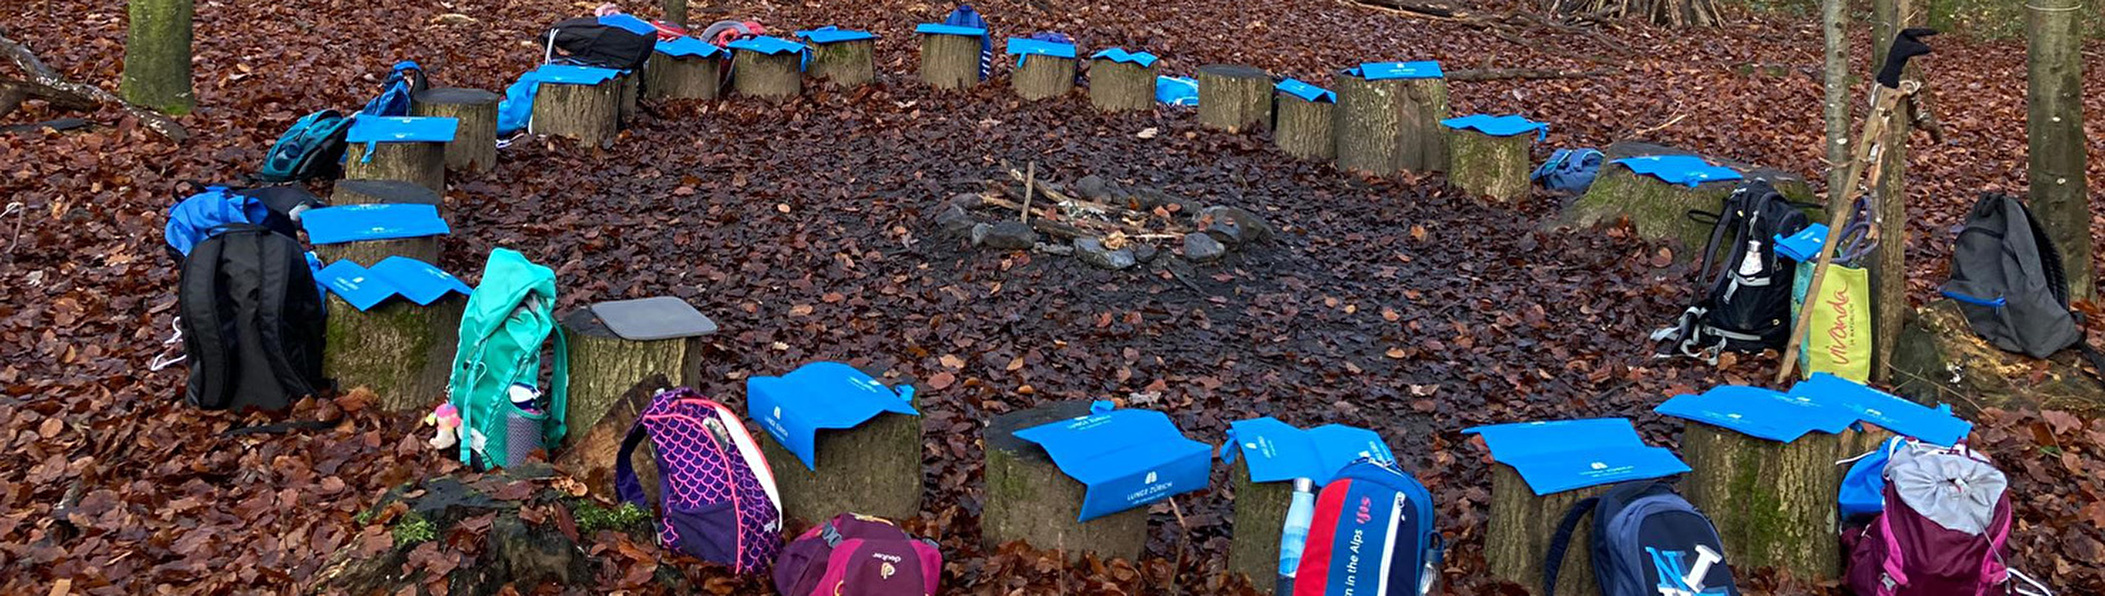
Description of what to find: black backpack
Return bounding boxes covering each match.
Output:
[1544,479,1740,596]
[177,225,329,411]
[1654,179,1810,360]
[1940,193,2084,359]
[545,17,655,71]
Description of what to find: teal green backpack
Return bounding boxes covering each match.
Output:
[448,248,568,468]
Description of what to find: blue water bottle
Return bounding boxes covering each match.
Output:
[1277,477,1318,594]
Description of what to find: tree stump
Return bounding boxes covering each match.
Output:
[806,39,876,88]
[1487,464,1607,596]
[1089,58,1156,113]
[1558,142,1817,264]
[1273,93,1334,162]
[1011,56,1075,101]
[1680,425,1888,583]
[1399,77,1451,172]
[317,180,458,414]
[1449,128,1532,202]
[555,373,668,503]
[557,308,708,451]
[344,140,445,194]
[919,32,982,90]
[530,79,619,147]
[757,410,923,527]
[615,71,640,125]
[732,50,802,101]
[643,55,722,101]
[1332,72,1406,175]
[1198,65,1273,133]
[1226,463,1295,594]
[983,400,1149,562]
[410,87,500,173]
[1891,300,2105,417]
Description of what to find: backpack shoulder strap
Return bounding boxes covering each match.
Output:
[250,232,319,400]
[545,322,571,445]
[1543,495,1602,596]
[615,416,654,508]
[2013,197,2071,308]
[178,235,231,407]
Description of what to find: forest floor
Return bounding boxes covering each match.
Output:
[2,0,2103,594]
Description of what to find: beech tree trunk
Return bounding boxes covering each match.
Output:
[1273,93,1334,162]
[807,40,875,88]
[982,400,1149,562]
[1400,78,1451,172]
[1820,0,1851,208]
[1226,463,1294,594]
[643,55,721,101]
[319,180,458,414]
[121,0,194,114]
[1197,64,1272,133]
[757,411,924,527]
[411,88,500,173]
[1088,59,1156,113]
[660,0,687,27]
[1449,129,1531,202]
[2027,0,2094,302]
[1487,464,1604,596]
[1332,72,1405,175]
[921,34,981,90]
[344,141,446,194]
[1680,426,1887,582]
[530,80,619,146]
[1011,56,1075,101]
[1868,0,1922,385]
[732,51,802,101]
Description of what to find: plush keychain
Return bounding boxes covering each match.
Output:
[426,403,462,450]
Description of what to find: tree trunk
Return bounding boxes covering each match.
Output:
[2027,0,2094,302]
[1486,464,1604,596]
[982,400,1149,562]
[1088,59,1156,113]
[1400,78,1451,172]
[1680,425,1887,582]
[1197,64,1272,133]
[1868,0,1922,385]
[920,34,982,91]
[660,0,687,27]
[643,55,721,101]
[1226,463,1294,594]
[615,71,639,125]
[318,180,458,414]
[807,40,875,88]
[1891,300,2105,417]
[530,80,619,147]
[1448,128,1531,202]
[732,50,801,101]
[411,88,500,174]
[557,309,705,453]
[121,0,194,115]
[1332,72,1406,175]
[1273,93,1334,163]
[344,140,446,194]
[1011,56,1075,101]
[757,411,924,527]
[1820,0,1851,209]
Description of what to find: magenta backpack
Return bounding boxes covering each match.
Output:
[617,388,784,573]
[1843,444,2047,596]
[773,513,943,596]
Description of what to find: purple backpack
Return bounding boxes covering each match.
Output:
[1844,444,2035,596]
[617,387,784,573]
[773,513,943,596]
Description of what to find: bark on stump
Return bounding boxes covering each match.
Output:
[1226,463,1295,594]
[1332,72,1407,175]
[1681,425,1888,582]
[1089,59,1156,113]
[757,411,924,527]
[1891,300,2105,417]
[807,40,876,88]
[555,373,669,503]
[1487,464,1606,596]
[1011,56,1075,101]
[318,180,458,414]
[530,80,619,147]
[983,400,1149,562]
[615,71,640,125]
[1399,77,1451,172]
[920,34,982,90]
[732,51,802,101]
[1273,93,1334,162]
[1561,163,1742,263]
[1198,64,1272,133]
[1449,129,1531,202]
[410,87,500,173]
[643,55,722,101]
[344,140,445,194]
[557,309,707,452]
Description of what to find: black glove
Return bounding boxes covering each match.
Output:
[1875,28,1938,89]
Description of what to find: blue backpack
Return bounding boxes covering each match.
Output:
[1290,459,1443,596]
[257,110,356,183]
[1532,148,1605,195]
[496,71,543,138]
[942,5,991,80]
[1545,478,1739,596]
[164,185,323,260]
[360,61,428,117]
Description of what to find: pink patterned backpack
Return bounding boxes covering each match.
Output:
[617,387,783,573]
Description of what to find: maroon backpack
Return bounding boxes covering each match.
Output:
[1843,444,2038,596]
[773,513,943,596]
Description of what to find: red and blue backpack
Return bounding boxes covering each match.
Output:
[1293,459,1444,596]
[773,513,943,596]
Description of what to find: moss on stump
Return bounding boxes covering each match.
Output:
[557,309,704,450]
[1680,425,1888,582]
[807,40,876,87]
[1225,463,1295,594]
[1449,129,1531,203]
[1891,300,2105,417]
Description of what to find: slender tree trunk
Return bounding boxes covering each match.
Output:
[121,0,195,114]
[1821,0,1851,207]
[660,0,688,27]
[1868,0,1921,385]
[2028,0,2095,302]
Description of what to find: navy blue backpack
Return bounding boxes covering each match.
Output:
[1532,148,1604,195]
[1544,478,1739,596]
[360,61,428,117]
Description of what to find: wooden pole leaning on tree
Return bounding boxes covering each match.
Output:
[411,88,500,173]
[644,41,724,101]
[802,30,878,88]
[120,0,195,115]
[730,37,806,101]
[1332,71,1407,175]
[1487,464,1607,596]
[529,69,621,147]
[318,180,461,414]
[982,401,1149,562]
[1272,82,1336,162]
[1198,64,1273,133]
[1680,425,1887,582]
[1088,52,1157,113]
[918,27,985,90]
